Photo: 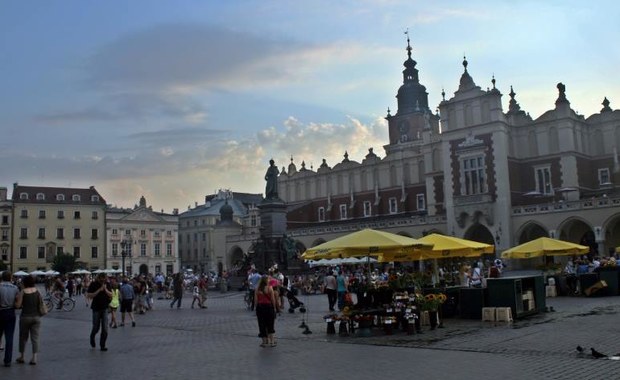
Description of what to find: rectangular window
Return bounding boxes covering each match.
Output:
[339,204,347,220]
[57,210,64,219]
[21,209,28,218]
[363,201,372,217]
[202,232,206,241]
[74,228,81,239]
[1,246,8,261]
[416,194,426,211]
[57,228,64,239]
[155,264,161,274]
[39,210,46,219]
[166,230,172,237]
[535,166,553,195]
[20,228,28,239]
[1,229,8,241]
[1,215,8,225]
[38,228,45,239]
[19,246,27,259]
[388,198,398,214]
[318,207,325,222]
[92,211,98,220]
[599,168,611,185]
[166,243,172,257]
[56,246,63,255]
[125,229,131,236]
[91,246,98,259]
[140,229,146,237]
[250,215,257,227]
[112,243,118,256]
[140,243,146,257]
[112,229,118,235]
[461,155,486,195]
[38,246,45,259]
[154,231,161,238]
[194,233,197,242]
[155,242,161,256]
[91,229,98,239]
[73,246,80,258]
[74,211,80,219]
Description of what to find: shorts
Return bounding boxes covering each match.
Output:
[120,299,134,313]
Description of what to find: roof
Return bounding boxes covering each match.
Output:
[12,185,106,205]
[180,198,249,218]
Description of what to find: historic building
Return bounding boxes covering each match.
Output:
[0,187,12,269]
[266,37,620,264]
[10,183,107,272]
[179,189,262,274]
[106,196,179,276]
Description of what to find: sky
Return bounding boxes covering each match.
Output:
[1,1,619,212]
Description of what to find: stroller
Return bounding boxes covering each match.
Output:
[285,287,305,313]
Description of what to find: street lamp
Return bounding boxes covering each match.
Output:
[120,239,132,276]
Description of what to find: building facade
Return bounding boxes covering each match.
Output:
[265,38,620,264]
[11,184,107,272]
[179,189,262,274]
[106,196,179,276]
[0,187,12,269]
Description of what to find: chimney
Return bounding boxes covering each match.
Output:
[0,187,6,201]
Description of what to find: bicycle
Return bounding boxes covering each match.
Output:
[43,292,75,312]
[244,288,253,310]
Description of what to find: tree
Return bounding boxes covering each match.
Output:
[51,253,77,275]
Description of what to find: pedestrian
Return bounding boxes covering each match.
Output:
[254,275,276,348]
[86,273,112,351]
[336,270,348,311]
[15,275,45,365]
[169,273,183,309]
[324,271,337,312]
[247,269,261,311]
[108,277,120,328]
[198,274,208,309]
[119,277,136,327]
[191,282,202,309]
[0,271,22,366]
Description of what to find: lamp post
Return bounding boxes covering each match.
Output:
[120,239,132,276]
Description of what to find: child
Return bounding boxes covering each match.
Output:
[191,283,202,309]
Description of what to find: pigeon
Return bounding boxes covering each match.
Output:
[591,347,607,359]
[576,345,584,353]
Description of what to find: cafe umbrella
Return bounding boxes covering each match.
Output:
[501,237,589,259]
[301,228,433,261]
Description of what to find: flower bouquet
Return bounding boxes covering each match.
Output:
[420,293,447,312]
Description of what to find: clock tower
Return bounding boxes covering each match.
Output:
[386,34,439,148]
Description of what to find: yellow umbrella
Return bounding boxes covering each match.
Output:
[377,233,493,262]
[501,237,589,259]
[301,228,432,261]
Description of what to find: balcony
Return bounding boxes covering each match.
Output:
[454,193,494,206]
[512,195,620,215]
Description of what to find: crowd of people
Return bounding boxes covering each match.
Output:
[0,269,213,366]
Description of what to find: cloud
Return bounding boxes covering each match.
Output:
[1,113,389,210]
[86,23,313,93]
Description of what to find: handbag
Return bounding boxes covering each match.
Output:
[37,291,48,317]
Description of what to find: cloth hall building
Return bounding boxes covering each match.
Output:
[250,39,620,265]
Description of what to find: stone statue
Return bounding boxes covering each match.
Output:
[281,234,297,260]
[264,159,279,199]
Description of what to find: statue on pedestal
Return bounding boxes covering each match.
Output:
[264,159,279,200]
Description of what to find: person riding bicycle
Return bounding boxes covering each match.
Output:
[53,275,66,309]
